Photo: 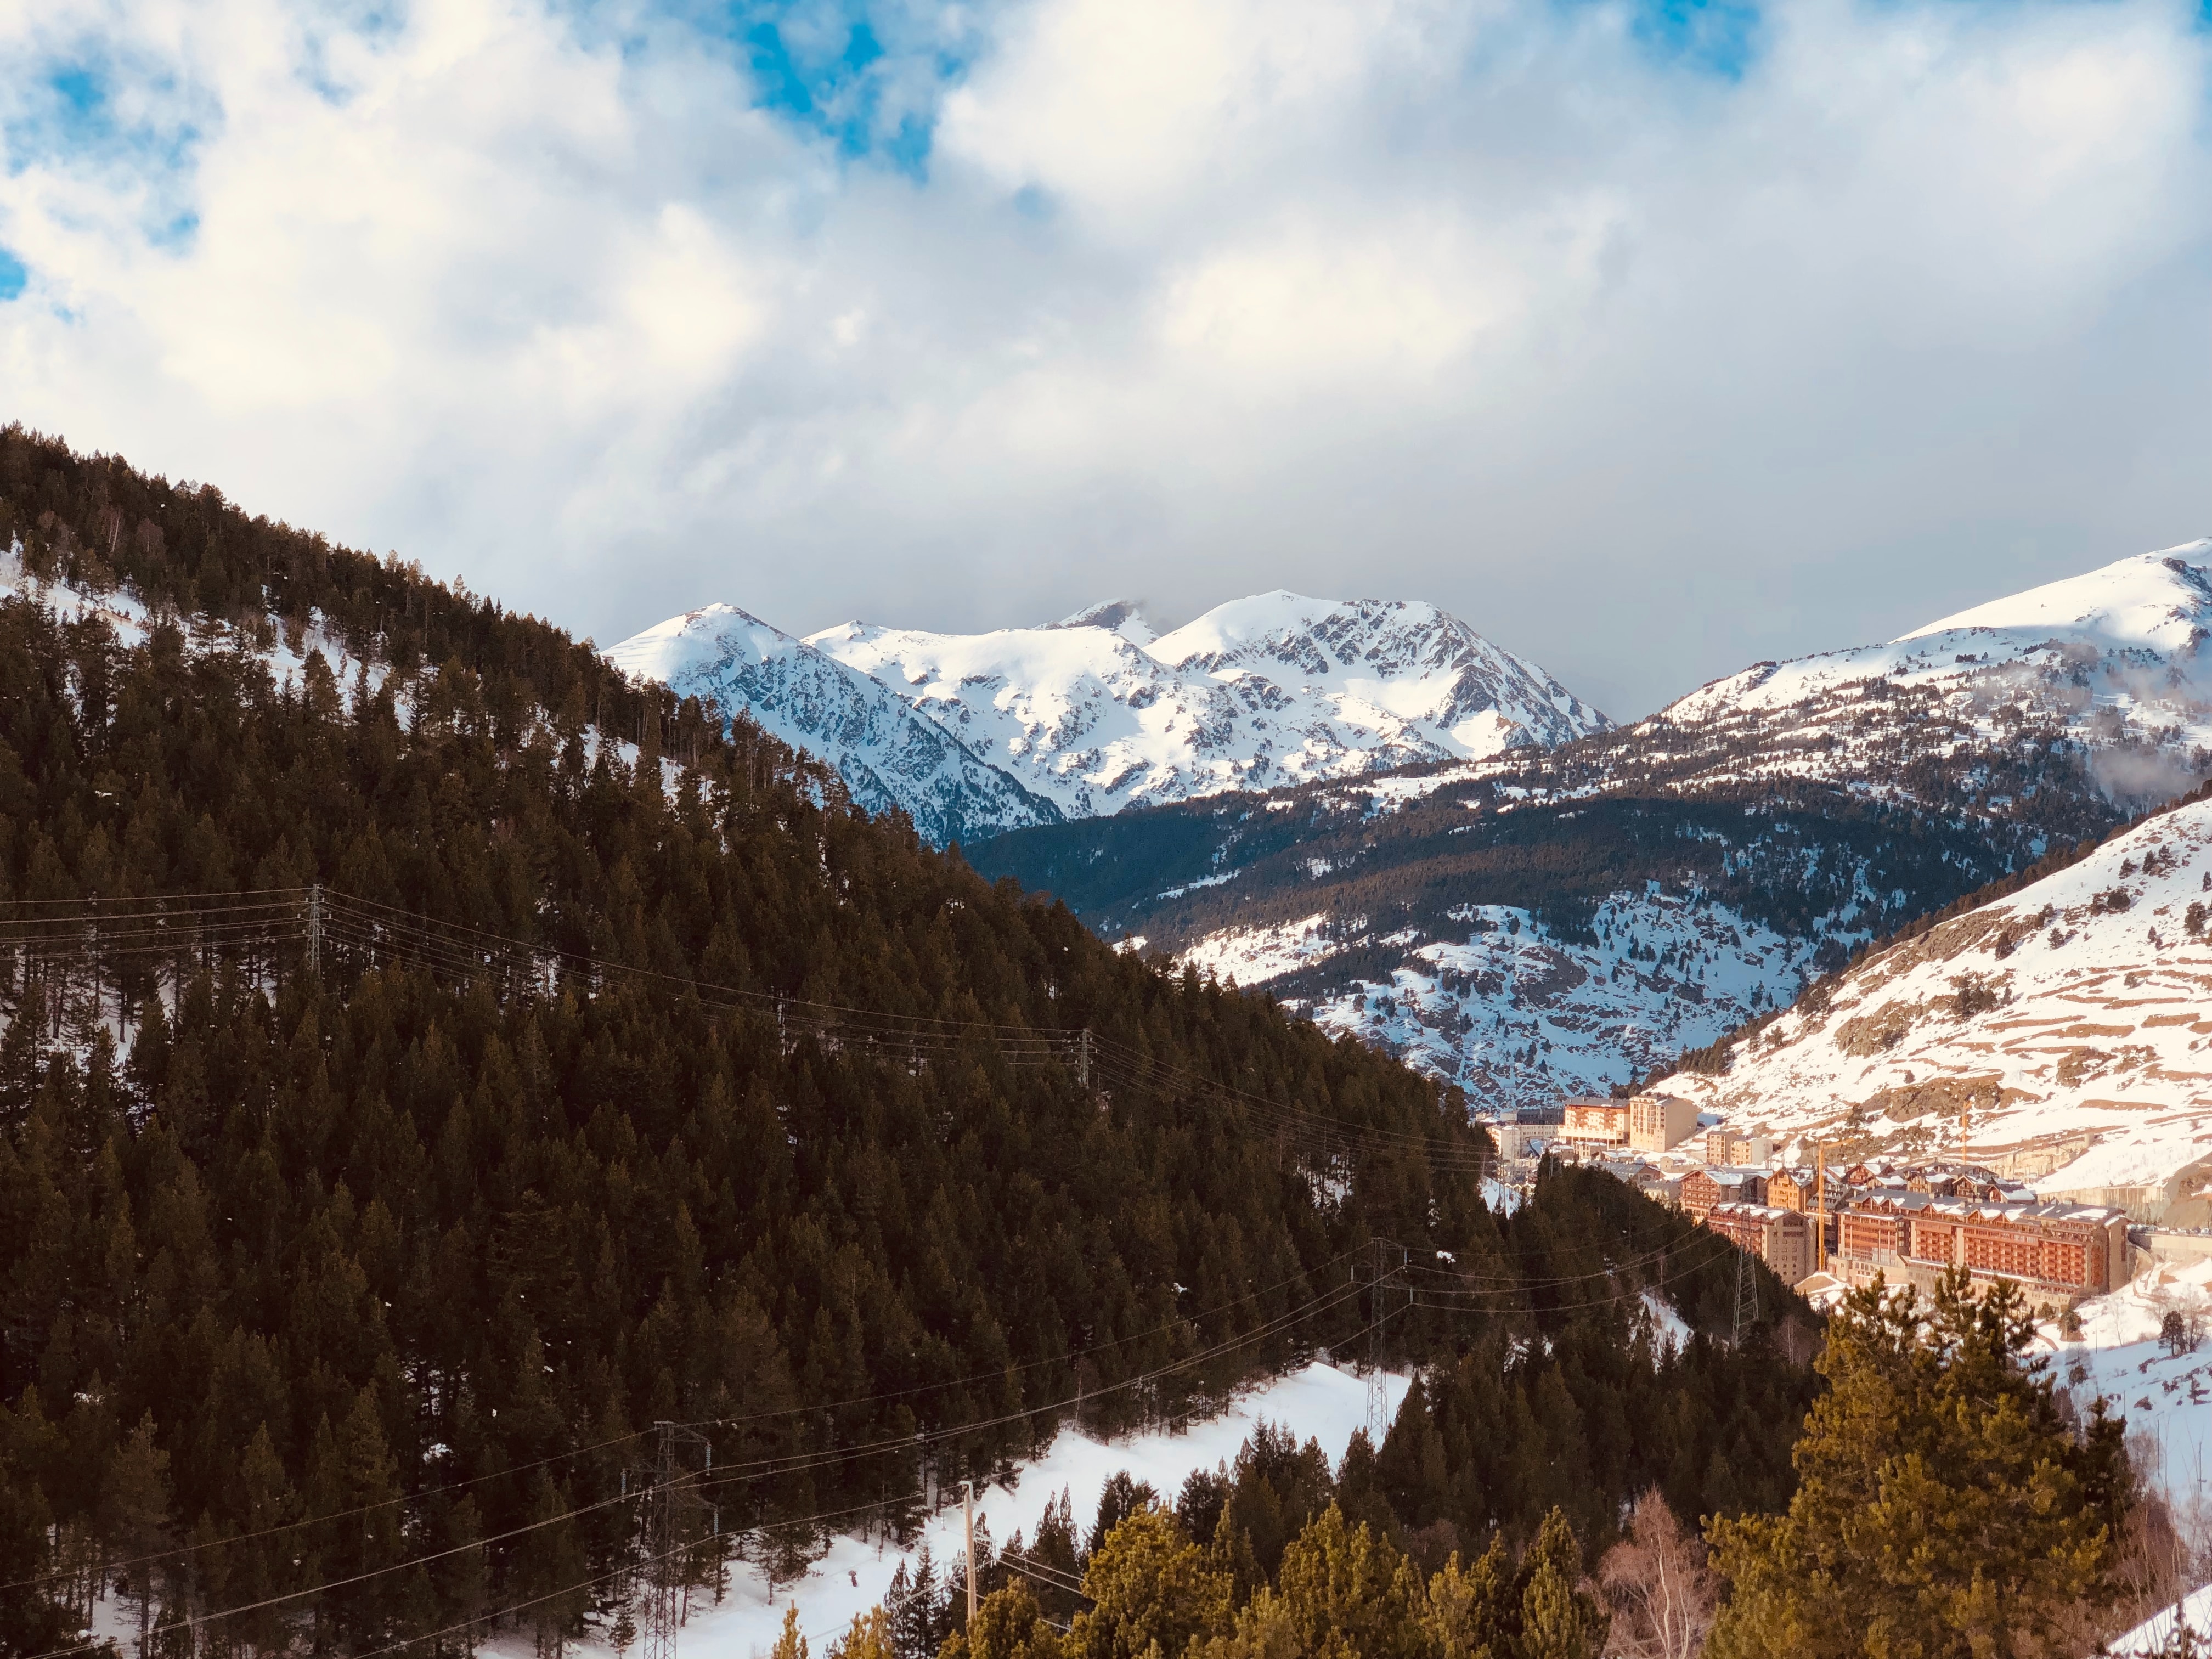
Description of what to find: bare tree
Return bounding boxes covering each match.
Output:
[1599,1489,1717,1659]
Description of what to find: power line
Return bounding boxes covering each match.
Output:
[20,1475,672,1659]
[0,1424,657,1595]
[0,884,1507,1175]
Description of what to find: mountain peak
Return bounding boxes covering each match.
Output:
[605,603,1059,845]
[1900,541,2212,650]
[1050,598,1159,647]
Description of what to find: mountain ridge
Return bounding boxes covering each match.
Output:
[967,542,2212,1108]
[608,589,1610,834]
[602,600,1062,845]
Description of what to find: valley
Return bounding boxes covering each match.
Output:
[2,424,2205,1659]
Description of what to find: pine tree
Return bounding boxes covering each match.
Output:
[1706,1270,2131,1658]
[1421,1533,1517,1658]
[939,1587,1060,1659]
[826,1606,895,1659]
[892,1549,941,1659]
[99,1412,171,1659]
[1228,1503,1430,1659]
[1068,1507,1229,1659]
[1516,1509,1606,1659]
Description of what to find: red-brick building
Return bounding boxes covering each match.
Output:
[1833,1192,2127,1305]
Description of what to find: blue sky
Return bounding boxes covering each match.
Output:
[0,0,2207,716]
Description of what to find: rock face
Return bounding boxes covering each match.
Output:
[603,604,1060,845]
[1665,789,2212,1224]
[805,591,1610,819]
[969,542,2212,1109]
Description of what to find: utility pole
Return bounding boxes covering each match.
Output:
[1363,1238,1407,1443]
[1732,1246,1759,1347]
[306,883,324,979]
[962,1480,979,1626]
[635,1421,716,1659]
[1077,1028,1091,1091]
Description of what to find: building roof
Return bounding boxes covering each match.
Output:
[1708,1201,1801,1225]
[1841,1190,2126,1227]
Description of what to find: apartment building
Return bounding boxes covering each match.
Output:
[1628,1092,1700,1153]
[1833,1191,2128,1305]
[1681,1166,1768,1221]
[1703,1127,1774,1168]
[1558,1097,1632,1147]
[1767,1166,1846,1215]
[1706,1201,1814,1287]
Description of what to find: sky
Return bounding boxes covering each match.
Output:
[1,0,2207,719]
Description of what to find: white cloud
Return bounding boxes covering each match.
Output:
[0,0,2205,715]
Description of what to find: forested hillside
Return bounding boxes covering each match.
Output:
[0,427,1476,1651]
[0,430,1824,1658]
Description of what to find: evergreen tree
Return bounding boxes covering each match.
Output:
[1515,1510,1606,1659]
[99,1411,171,1659]
[940,1587,1062,1659]
[893,1549,944,1659]
[1706,1269,2131,1659]
[828,1606,897,1659]
[1217,1503,1430,1659]
[1068,1508,1230,1659]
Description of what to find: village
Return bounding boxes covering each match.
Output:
[1482,1093,2211,1318]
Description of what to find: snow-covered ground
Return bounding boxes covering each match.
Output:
[2107,1583,2212,1656]
[1673,793,2212,1222]
[1288,889,1819,1101]
[2039,1254,2212,1631]
[521,1362,1408,1659]
[1180,913,1348,985]
[2043,1255,2212,1493]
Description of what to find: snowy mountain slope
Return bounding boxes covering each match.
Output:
[1180,889,1821,1101]
[604,605,1060,844]
[1336,542,2212,826]
[1668,791,2212,1224]
[588,1362,1408,1659]
[805,592,1610,818]
[976,541,2212,1110]
[984,780,2021,1106]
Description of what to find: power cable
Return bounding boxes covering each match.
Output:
[0,1424,658,1595]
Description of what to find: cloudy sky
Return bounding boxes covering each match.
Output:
[2,0,2206,716]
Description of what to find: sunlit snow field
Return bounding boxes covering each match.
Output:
[508,1362,1410,1659]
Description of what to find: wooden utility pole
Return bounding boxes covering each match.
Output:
[962,1480,979,1624]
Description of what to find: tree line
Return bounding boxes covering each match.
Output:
[791,1271,2153,1659]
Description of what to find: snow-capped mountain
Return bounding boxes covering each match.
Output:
[971,541,2212,1108]
[805,592,1610,818]
[1365,541,2212,820]
[1646,543,2212,805]
[603,605,1059,845]
[1666,788,2212,1227]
